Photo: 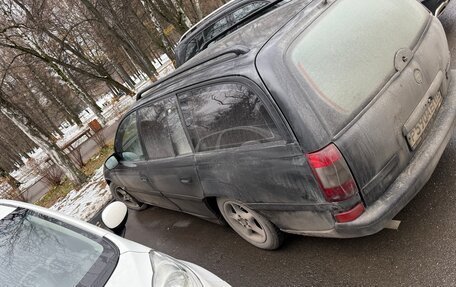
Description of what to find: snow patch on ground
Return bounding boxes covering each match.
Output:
[50,167,112,221]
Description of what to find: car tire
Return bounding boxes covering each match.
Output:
[109,183,148,211]
[217,198,284,250]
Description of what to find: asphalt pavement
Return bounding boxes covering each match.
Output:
[441,3,456,68]
[124,5,456,286]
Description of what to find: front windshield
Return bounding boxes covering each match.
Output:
[0,207,118,287]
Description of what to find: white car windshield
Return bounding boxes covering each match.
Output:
[0,206,118,286]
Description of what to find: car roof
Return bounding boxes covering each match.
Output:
[135,0,311,107]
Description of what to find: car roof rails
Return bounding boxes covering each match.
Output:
[136,45,250,101]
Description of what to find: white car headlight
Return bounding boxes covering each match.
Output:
[150,251,203,287]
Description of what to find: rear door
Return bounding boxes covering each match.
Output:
[176,79,320,207]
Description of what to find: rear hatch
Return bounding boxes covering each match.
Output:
[258,0,451,205]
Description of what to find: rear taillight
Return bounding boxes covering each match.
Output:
[334,203,365,223]
[306,144,359,202]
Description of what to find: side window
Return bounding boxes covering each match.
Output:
[184,40,198,62]
[232,1,267,22]
[117,112,144,161]
[203,16,229,42]
[138,97,192,160]
[178,83,282,152]
[184,34,205,63]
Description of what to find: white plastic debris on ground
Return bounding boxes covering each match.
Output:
[50,167,112,221]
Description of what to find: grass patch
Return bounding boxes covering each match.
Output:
[34,144,113,208]
[82,144,114,176]
[35,180,74,208]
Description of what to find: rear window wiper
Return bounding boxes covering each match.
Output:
[200,0,285,51]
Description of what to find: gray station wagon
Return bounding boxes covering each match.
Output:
[104,0,456,249]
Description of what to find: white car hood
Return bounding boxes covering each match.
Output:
[105,251,153,287]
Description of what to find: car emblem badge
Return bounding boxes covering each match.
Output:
[394,48,413,72]
[414,69,423,84]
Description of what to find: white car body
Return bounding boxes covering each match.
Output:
[0,199,230,287]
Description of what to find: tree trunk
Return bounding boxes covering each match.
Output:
[12,75,64,137]
[49,62,107,125]
[111,61,136,89]
[28,92,64,137]
[30,69,83,126]
[0,93,86,185]
[129,5,175,63]
[26,61,82,125]
[1,172,21,189]
[12,0,134,96]
[140,0,177,62]
[80,0,158,79]
[170,0,193,28]
[1,40,106,125]
[190,0,204,20]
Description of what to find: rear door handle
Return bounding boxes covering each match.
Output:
[180,177,192,184]
[140,176,148,182]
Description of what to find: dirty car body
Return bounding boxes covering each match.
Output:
[105,0,455,248]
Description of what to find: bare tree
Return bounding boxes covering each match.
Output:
[92,131,107,149]
[0,0,227,183]
[69,146,84,169]
[0,90,86,185]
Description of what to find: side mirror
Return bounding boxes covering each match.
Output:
[102,201,128,237]
[105,154,119,170]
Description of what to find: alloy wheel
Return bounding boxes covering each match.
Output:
[223,201,267,244]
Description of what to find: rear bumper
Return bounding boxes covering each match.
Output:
[332,70,456,238]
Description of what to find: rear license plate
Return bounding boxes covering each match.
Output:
[406,91,443,150]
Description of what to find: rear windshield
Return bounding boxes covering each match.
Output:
[0,207,118,286]
[290,0,428,114]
